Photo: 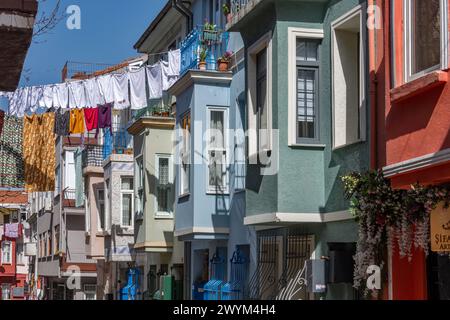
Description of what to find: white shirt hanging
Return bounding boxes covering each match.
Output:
[146,63,163,99]
[68,81,87,109]
[161,60,178,91]
[112,73,130,110]
[168,49,181,76]
[84,78,105,107]
[39,85,54,109]
[53,83,69,109]
[29,86,44,113]
[97,74,115,104]
[129,68,147,110]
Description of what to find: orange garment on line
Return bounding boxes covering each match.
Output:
[70,109,85,134]
[23,113,56,192]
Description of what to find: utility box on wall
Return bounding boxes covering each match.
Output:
[306,259,328,293]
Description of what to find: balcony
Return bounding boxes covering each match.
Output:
[226,0,266,31]
[82,145,103,169]
[180,25,229,75]
[63,188,76,207]
[102,125,133,160]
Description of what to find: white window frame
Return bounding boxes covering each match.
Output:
[96,188,106,232]
[120,177,134,229]
[247,31,273,160]
[135,155,144,220]
[1,284,11,300]
[104,178,111,232]
[287,27,324,147]
[404,0,449,83]
[206,107,229,194]
[331,5,367,150]
[155,154,174,217]
[1,241,12,264]
[83,284,97,300]
[179,112,191,197]
[16,242,24,265]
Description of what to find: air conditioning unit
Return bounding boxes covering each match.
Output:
[25,243,37,256]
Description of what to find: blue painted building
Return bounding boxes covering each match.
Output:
[167,0,255,300]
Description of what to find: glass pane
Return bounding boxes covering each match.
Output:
[159,158,169,185]
[98,190,104,201]
[121,178,133,190]
[257,48,267,78]
[209,150,225,189]
[157,187,168,212]
[297,68,316,139]
[122,194,132,226]
[297,39,319,61]
[412,0,441,74]
[99,203,105,229]
[210,111,224,148]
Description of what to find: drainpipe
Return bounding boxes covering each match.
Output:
[172,0,193,35]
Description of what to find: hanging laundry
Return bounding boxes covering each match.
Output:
[146,63,163,99]
[9,87,29,117]
[0,115,24,189]
[53,83,69,109]
[23,113,55,192]
[102,127,113,160]
[84,78,105,107]
[98,103,112,130]
[97,74,115,104]
[4,223,19,238]
[69,81,88,109]
[112,73,130,110]
[161,60,178,91]
[29,86,44,113]
[74,147,85,208]
[129,68,147,110]
[84,107,99,131]
[168,49,181,76]
[54,109,70,136]
[70,108,85,134]
[39,85,54,109]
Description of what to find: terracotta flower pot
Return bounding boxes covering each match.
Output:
[218,61,229,72]
[199,61,207,70]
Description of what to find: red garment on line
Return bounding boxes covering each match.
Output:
[84,107,99,131]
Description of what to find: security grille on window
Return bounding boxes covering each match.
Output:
[296,39,320,142]
[156,156,172,215]
[406,0,444,79]
[207,109,227,192]
[180,113,191,195]
[121,177,134,227]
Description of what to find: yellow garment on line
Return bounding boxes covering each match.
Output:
[23,113,56,192]
[70,109,85,134]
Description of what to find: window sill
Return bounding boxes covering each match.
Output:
[154,215,174,220]
[178,193,190,200]
[206,191,230,195]
[332,139,365,151]
[391,70,448,103]
[288,143,326,149]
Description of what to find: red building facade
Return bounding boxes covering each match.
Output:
[371,0,450,300]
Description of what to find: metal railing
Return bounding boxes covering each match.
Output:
[63,189,76,200]
[180,25,229,75]
[82,145,103,168]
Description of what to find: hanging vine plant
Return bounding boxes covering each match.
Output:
[342,170,450,296]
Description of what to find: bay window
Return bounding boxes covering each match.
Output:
[121,177,134,228]
[405,0,447,81]
[207,108,228,193]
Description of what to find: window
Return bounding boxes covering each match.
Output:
[84,284,97,300]
[156,155,173,216]
[16,242,24,265]
[55,165,60,195]
[180,112,191,196]
[331,8,366,149]
[136,156,144,218]
[54,225,60,254]
[47,231,51,256]
[1,284,11,300]
[405,0,446,80]
[207,108,228,193]
[247,32,272,160]
[1,241,12,264]
[96,189,105,231]
[121,177,134,227]
[105,179,110,230]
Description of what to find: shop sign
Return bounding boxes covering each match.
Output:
[431,203,450,252]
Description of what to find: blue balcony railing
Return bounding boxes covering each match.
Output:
[180,26,229,75]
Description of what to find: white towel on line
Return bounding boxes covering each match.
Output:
[53,83,69,109]
[168,49,181,76]
[161,61,178,91]
[112,73,130,110]
[129,68,147,110]
[97,74,115,104]
[39,85,54,109]
[29,86,44,113]
[84,78,105,107]
[146,63,163,99]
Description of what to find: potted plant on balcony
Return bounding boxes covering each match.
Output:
[223,3,232,24]
[217,51,233,71]
[199,46,208,70]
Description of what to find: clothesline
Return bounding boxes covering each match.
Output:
[0,49,181,117]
